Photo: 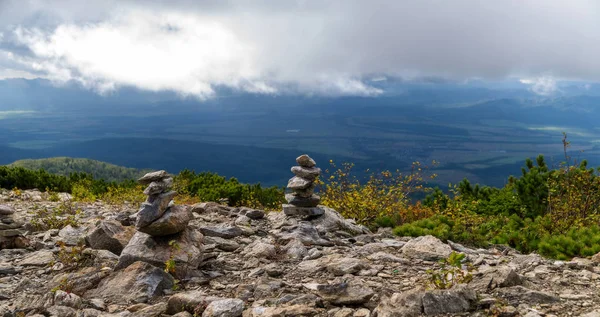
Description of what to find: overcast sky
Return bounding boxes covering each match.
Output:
[0,0,599,98]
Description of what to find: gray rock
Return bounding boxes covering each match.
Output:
[285,239,308,260]
[138,170,170,185]
[202,298,244,317]
[49,267,111,296]
[135,191,177,228]
[497,286,560,305]
[421,286,477,315]
[306,282,374,305]
[234,215,252,226]
[244,209,265,220]
[374,291,423,317]
[204,236,240,252]
[311,206,370,236]
[19,250,55,266]
[58,225,87,246]
[130,302,168,317]
[282,204,324,217]
[46,305,77,317]
[0,205,15,215]
[143,177,173,195]
[291,183,317,198]
[200,226,243,239]
[285,194,321,207]
[0,228,25,237]
[401,235,452,261]
[115,228,203,279]
[86,220,136,255]
[469,266,523,291]
[581,310,600,317]
[85,261,174,304]
[287,176,313,190]
[276,221,333,246]
[291,166,321,180]
[166,290,222,315]
[243,241,277,259]
[54,290,82,309]
[138,205,192,236]
[327,258,368,276]
[0,262,22,274]
[296,154,316,168]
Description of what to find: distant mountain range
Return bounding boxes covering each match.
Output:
[2,78,600,188]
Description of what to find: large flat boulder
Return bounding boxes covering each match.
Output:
[84,261,174,304]
[115,228,203,279]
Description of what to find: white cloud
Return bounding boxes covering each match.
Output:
[520,76,558,96]
[5,8,382,98]
[1,0,600,98]
[0,68,41,80]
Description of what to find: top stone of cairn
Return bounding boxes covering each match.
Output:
[138,170,170,185]
[296,154,316,168]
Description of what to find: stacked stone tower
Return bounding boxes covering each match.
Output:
[283,154,324,217]
[115,170,203,279]
[135,171,190,236]
[0,205,26,249]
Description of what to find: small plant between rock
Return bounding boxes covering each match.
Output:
[56,240,93,270]
[29,199,81,231]
[50,277,74,294]
[426,251,473,289]
[164,240,181,274]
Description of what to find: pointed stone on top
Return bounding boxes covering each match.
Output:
[138,170,170,185]
[296,154,316,168]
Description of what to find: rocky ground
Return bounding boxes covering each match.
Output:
[2,188,600,317]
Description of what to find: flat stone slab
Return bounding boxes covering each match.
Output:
[287,176,313,190]
[19,250,55,266]
[291,166,321,180]
[138,205,191,236]
[285,194,321,207]
[283,204,324,217]
[138,170,170,185]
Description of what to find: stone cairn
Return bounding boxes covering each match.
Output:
[0,204,27,249]
[134,170,189,236]
[115,170,202,279]
[283,154,325,217]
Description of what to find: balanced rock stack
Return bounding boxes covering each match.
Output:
[115,170,202,279]
[283,154,325,217]
[134,170,190,236]
[0,204,27,249]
